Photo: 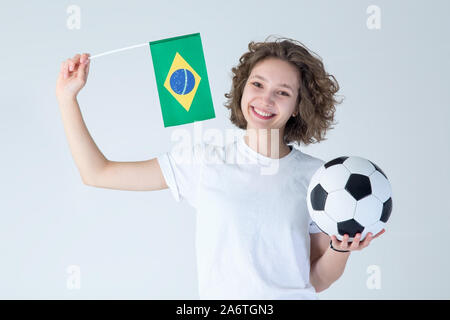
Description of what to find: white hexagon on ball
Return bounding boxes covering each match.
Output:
[325,190,356,222]
[343,156,376,176]
[319,164,351,193]
[360,220,386,241]
[307,165,326,196]
[369,170,392,202]
[354,195,383,226]
[310,210,339,236]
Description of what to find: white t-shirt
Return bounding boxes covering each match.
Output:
[157,133,325,300]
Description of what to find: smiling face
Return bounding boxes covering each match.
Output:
[240,57,300,133]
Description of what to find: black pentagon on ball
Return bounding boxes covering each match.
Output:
[324,156,349,169]
[380,197,392,222]
[337,219,365,237]
[345,174,372,200]
[310,184,328,211]
[370,160,387,179]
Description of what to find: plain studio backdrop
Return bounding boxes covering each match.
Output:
[0,0,449,299]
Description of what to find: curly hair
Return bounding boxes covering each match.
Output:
[224,35,343,145]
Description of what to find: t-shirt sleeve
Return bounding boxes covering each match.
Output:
[308,218,323,234]
[156,142,204,208]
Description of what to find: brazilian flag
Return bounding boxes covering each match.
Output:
[149,33,215,127]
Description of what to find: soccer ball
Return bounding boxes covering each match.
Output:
[306,156,392,242]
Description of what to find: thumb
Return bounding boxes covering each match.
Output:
[77,59,90,82]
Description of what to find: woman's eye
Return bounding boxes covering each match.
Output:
[252,82,289,97]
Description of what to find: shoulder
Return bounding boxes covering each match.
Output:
[290,146,325,174]
[288,147,327,187]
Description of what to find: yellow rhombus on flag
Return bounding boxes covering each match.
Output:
[163,52,201,112]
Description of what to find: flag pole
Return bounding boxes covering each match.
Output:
[88,42,148,60]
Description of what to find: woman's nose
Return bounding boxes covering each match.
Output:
[261,91,275,107]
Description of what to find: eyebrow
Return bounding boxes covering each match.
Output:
[250,74,295,92]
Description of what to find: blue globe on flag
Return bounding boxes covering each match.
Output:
[170,68,196,95]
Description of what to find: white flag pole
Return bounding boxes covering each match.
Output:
[88,42,149,60]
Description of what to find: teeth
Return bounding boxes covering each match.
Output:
[252,106,273,117]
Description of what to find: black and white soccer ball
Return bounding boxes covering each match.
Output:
[307,156,393,242]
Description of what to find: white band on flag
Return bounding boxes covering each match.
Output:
[88,42,148,60]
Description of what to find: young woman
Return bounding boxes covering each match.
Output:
[56,36,384,299]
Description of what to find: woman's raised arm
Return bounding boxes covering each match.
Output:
[56,53,168,191]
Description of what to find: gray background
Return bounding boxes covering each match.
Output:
[0,0,449,299]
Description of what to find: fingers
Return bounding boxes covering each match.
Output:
[372,229,385,239]
[67,54,81,75]
[331,234,350,251]
[80,53,91,79]
[84,57,90,76]
[61,53,90,79]
[330,235,340,249]
[80,53,90,64]
[62,59,72,79]
[341,234,350,250]
[360,233,373,248]
[331,231,381,252]
[61,60,68,79]
[77,56,90,80]
[349,233,361,250]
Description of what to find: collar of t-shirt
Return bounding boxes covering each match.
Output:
[237,134,295,166]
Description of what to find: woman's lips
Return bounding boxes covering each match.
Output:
[250,106,276,120]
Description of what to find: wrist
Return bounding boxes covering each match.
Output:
[329,240,351,253]
[57,95,78,106]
